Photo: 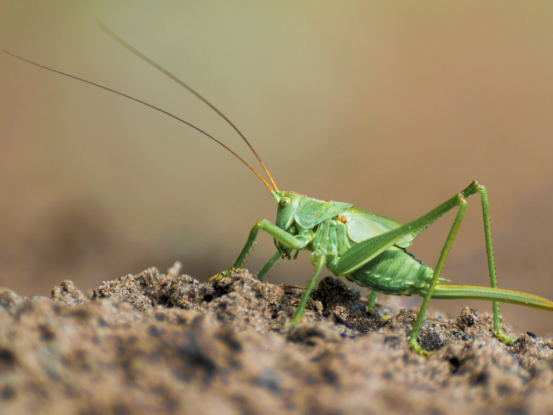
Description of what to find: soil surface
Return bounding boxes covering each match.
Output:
[1,263,552,415]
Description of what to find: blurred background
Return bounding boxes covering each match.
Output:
[1,1,553,335]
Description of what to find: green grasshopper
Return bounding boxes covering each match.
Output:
[4,23,553,354]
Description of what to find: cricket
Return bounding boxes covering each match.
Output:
[3,22,553,355]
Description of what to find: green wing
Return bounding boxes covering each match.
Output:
[294,198,352,228]
[342,207,414,248]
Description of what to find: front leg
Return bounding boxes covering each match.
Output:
[257,251,281,280]
[234,219,309,269]
[211,220,308,282]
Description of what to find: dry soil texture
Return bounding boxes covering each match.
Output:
[1,264,552,415]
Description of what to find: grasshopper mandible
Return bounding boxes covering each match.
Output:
[3,22,553,355]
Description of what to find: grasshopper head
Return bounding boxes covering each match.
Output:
[273,191,302,231]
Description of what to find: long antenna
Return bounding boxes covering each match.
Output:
[96,20,279,193]
[0,47,274,193]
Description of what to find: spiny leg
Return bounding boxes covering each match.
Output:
[233,219,307,269]
[409,194,467,354]
[366,291,392,321]
[210,219,306,282]
[409,182,513,349]
[367,291,378,311]
[289,253,326,325]
[472,184,515,344]
[257,251,281,280]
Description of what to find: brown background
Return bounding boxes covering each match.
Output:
[1,1,553,335]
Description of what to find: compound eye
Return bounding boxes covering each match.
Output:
[279,197,291,207]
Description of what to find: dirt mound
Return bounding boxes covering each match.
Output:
[1,264,552,414]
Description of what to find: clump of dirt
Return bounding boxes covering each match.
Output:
[1,264,552,415]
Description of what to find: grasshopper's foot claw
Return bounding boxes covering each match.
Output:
[285,311,304,327]
[286,317,302,327]
[409,338,433,356]
[495,332,516,345]
[209,268,235,282]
